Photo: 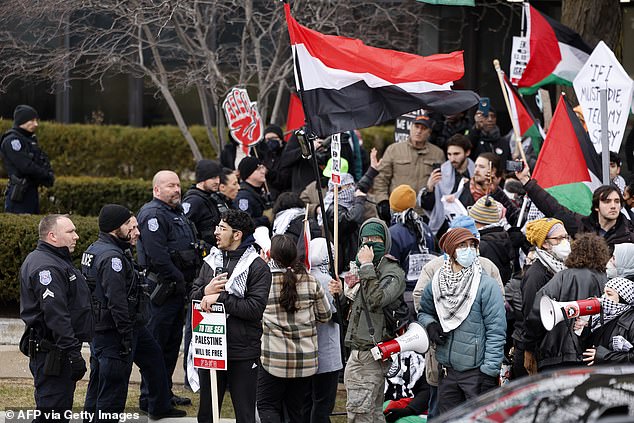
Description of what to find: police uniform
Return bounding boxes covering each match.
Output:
[20,240,93,420]
[210,191,233,215]
[0,127,54,213]
[182,186,220,245]
[136,198,198,399]
[234,181,270,227]
[82,232,179,417]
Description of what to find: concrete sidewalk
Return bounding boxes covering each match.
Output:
[0,318,235,423]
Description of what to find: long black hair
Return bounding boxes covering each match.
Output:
[270,234,307,312]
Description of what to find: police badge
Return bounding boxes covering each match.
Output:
[238,198,249,211]
[39,270,52,286]
[182,202,191,214]
[148,218,159,232]
[11,139,21,151]
[111,257,123,272]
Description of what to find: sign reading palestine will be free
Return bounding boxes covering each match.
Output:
[191,301,227,370]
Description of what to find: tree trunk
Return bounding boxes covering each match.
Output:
[561,0,622,59]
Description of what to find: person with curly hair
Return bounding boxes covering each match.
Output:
[257,234,332,423]
[526,232,610,372]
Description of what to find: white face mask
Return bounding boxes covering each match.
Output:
[551,239,571,261]
[606,259,618,279]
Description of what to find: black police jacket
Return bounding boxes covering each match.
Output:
[182,186,221,245]
[81,233,142,336]
[190,236,272,361]
[137,198,198,287]
[210,192,233,216]
[0,127,54,187]
[234,181,269,227]
[20,241,93,353]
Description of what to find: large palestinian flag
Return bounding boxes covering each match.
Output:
[517,4,592,95]
[501,73,545,154]
[284,3,479,138]
[532,95,602,216]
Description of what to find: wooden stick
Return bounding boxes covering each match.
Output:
[493,59,528,165]
[211,370,219,423]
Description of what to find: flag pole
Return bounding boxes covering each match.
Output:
[291,27,346,364]
[493,59,528,165]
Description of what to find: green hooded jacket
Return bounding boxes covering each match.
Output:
[345,218,406,351]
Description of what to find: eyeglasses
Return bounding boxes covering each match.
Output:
[546,235,570,244]
[215,225,237,233]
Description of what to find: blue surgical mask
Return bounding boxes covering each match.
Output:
[455,247,477,268]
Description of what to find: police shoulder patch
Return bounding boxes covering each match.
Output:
[39,270,52,286]
[111,257,123,272]
[238,198,249,211]
[10,139,21,151]
[182,202,191,214]
[148,218,159,232]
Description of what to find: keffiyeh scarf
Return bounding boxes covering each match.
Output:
[535,248,567,274]
[431,258,482,332]
[204,245,260,298]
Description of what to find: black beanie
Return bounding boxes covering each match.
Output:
[238,156,261,181]
[264,125,284,140]
[14,105,39,127]
[99,204,133,233]
[195,159,223,183]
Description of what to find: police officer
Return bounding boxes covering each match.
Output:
[235,156,271,227]
[137,170,198,407]
[0,105,54,214]
[19,214,93,421]
[182,159,223,246]
[82,204,186,420]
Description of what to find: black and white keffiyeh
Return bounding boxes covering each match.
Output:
[431,257,482,332]
[591,277,634,331]
[535,248,567,274]
[272,207,305,235]
[203,245,260,298]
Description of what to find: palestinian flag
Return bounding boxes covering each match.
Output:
[501,73,545,154]
[532,95,602,215]
[284,3,479,138]
[517,4,592,95]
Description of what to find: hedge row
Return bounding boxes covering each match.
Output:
[0,119,396,180]
[0,177,156,215]
[0,213,99,303]
[0,119,216,179]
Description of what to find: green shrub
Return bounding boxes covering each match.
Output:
[0,119,216,179]
[0,213,99,303]
[0,118,397,179]
[0,176,156,215]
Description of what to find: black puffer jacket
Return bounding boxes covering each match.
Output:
[478,226,515,285]
[524,179,634,248]
[587,308,634,365]
[189,237,272,361]
[527,268,606,370]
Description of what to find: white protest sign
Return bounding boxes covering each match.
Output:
[330,133,341,185]
[509,36,529,85]
[191,301,227,370]
[573,41,634,153]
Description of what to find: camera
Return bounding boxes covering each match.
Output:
[505,160,524,173]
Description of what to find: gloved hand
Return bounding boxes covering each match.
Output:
[377,200,391,224]
[69,353,87,381]
[426,321,447,345]
[479,371,499,393]
[119,334,133,357]
[384,406,414,422]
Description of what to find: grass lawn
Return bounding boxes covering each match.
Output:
[0,378,349,422]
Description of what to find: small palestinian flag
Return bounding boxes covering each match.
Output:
[517,4,592,95]
[500,73,545,154]
[532,95,602,216]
